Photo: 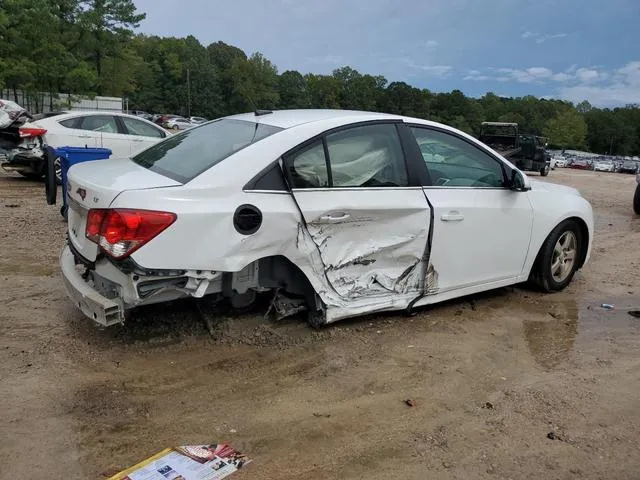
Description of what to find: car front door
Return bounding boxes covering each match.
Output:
[408,125,534,294]
[119,116,167,155]
[76,114,130,157]
[283,122,432,302]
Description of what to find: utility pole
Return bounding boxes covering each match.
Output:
[187,68,191,117]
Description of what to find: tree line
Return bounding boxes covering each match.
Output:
[1,0,639,155]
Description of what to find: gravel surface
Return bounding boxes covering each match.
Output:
[1,169,639,479]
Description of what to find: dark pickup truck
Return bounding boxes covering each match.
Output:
[479,122,551,176]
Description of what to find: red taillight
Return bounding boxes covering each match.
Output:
[19,127,47,138]
[85,209,176,259]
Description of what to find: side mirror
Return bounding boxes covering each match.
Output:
[510,169,531,191]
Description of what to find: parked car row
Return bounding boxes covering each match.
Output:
[550,153,640,174]
[0,100,171,182]
[131,111,208,131]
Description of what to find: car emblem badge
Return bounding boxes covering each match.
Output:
[76,187,86,201]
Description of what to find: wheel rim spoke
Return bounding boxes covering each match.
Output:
[551,231,578,282]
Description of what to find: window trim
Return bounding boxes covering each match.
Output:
[58,117,81,129]
[119,115,166,139]
[406,123,511,189]
[282,119,418,190]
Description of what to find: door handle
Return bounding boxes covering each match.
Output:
[318,212,350,223]
[441,212,464,222]
[78,135,91,138]
[132,138,144,142]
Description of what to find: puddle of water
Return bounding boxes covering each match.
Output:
[522,296,640,370]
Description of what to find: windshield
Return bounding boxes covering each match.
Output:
[132,118,283,183]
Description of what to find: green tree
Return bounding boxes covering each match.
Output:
[278,70,310,109]
[544,110,587,149]
[229,52,279,111]
[77,0,145,94]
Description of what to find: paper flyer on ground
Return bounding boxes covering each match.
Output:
[108,444,250,480]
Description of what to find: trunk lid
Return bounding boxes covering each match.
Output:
[66,158,180,261]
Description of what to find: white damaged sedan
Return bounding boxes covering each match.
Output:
[60,109,594,327]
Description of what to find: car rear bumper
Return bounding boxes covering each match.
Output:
[60,245,125,327]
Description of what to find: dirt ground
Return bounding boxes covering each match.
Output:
[1,168,639,480]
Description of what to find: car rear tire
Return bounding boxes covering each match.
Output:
[529,219,582,292]
[54,156,62,185]
[634,183,640,215]
[540,165,550,176]
[44,147,57,206]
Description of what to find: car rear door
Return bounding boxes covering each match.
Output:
[283,121,432,302]
[75,114,130,157]
[118,115,167,155]
[407,125,534,294]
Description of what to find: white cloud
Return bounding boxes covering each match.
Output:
[575,68,601,83]
[463,75,490,81]
[551,72,572,82]
[522,31,568,43]
[403,60,452,77]
[496,66,553,83]
[425,40,438,48]
[535,33,568,44]
[419,65,452,77]
[557,61,640,106]
[467,69,482,75]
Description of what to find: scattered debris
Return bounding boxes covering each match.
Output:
[628,310,640,318]
[546,431,563,441]
[313,412,331,418]
[107,444,250,479]
[4,204,20,208]
[601,303,615,310]
[442,461,452,469]
[405,399,416,407]
[265,291,307,321]
[482,401,494,410]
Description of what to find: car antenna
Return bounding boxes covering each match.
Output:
[245,93,273,117]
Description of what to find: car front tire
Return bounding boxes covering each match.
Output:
[529,219,583,292]
[540,165,550,177]
[634,183,640,215]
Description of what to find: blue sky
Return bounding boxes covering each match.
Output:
[133,0,640,107]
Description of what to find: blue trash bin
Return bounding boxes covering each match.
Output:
[56,146,112,217]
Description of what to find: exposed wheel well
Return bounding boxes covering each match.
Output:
[257,255,322,310]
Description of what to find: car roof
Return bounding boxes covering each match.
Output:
[224,109,403,129]
[30,110,169,131]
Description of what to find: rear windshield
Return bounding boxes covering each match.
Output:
[132,118,283,183]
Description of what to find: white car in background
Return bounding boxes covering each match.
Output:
[60,109,594,328]
[552,155,567,168]
[23,111,169,181]
[594,159,615,172]
[165,117,194,130]
[189,116,208,124]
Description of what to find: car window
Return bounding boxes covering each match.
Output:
[78,115,119,134]
[59,117,80,128]
[121,116,164,138]
[411,127,505,188]
[288,141,329,188]
[325,124,408,188]
[132,118,283,183]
